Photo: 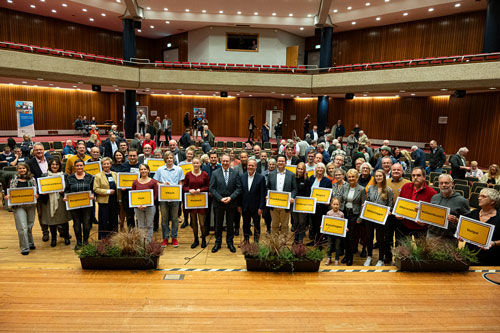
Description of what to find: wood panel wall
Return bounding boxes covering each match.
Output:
[156,33,189,62]
[306,11,486,65]
[0,8,160,61]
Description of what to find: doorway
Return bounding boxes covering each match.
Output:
[266,110,283,139]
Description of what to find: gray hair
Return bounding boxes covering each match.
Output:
[457,147,469,155]
[479,188,500,208]
[411,145,418,150]
[438,173,454,183]
[317,142,325,149]
[267,158,276,164]
[360,162,373,171]
[314,163,326,178]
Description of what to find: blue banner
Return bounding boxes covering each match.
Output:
[15,101,35,137]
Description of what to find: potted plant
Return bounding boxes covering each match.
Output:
[77,229,164,270]
[393,236,478,272]
[241,234,324,272]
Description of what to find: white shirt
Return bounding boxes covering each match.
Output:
[276,170,286,192]
[36,156,48,174]
[346,187,355,209]
[247,172,255,191]
[312,131,318,141]
[286,157,293,166]
[110,141,118,155]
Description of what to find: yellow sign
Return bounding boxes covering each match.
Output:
[307,169,315,178]
[417,202,450,229]
[159,185,182,202]
[393,197,419,221]
[117,173,139,189]
[266,190,291,209]
[361,202,390,225]
[311,187,332,204]
[285,165,297,174]
[321,216,348,237]
[8,187,36,206]
[129,189,154,208]
[185,192,208,209]
[146,158,165,172]
[37,175,65,194]
[456,216,495,248]
[293,196,316,214]
[84,161,102,176]
[180,163,194,175]
[65,191,92,210]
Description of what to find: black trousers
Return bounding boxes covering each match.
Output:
[312,204,329,244]
[204,196,215,232]
[234,210,241,232]
[71,207,92,245]
[139,122,145,135]
[214,203,235,244]
[122,191,136,229]
[242,209,261,241]
[98,196,118,239]
[384,215,398,261]
[263,207,272,232]
[366,221,386,260]
[153,200,160,231]
[248,129,254,141]
[344,212,360,260]
[49,223,69,239]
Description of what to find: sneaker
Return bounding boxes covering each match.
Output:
[334,260,339,265]
[161,238,168,247]
[172,238,179,248]
[376,260,384,267]
[325,258,332,266]
[363,256,372,266]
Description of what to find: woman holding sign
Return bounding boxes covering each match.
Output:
[131,164,158,242]
[94,157,120,240]
[183,157,210,248]
[5,163,39,255]
[307,163,332,247]
[292,162,311,244]
[364,169,393,266]
[464,188,500,265]
[339,169,366,266]
[64,159,95,250]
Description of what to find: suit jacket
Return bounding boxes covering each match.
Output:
[449,154,466,180]
[173,150,186,165]
[93,171,121,204]
[339,183,366,215]
[285,156,299,166]
[202,164,221,180]
[256,160,268,175]
[103,140,118,158]
[26,154,51,179]
[412,148,426,168]
[209,167,242,207]
[239,172,266,212]
[233,163,247,176]
[267,169,297,210]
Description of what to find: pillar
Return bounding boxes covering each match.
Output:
[483,0,500,53]
[317,27,333,132]
[123,19,137,139]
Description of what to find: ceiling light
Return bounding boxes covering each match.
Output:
[366,2,371,6]
[40,0,44,2]
[82,8,87,12]
[7,0,13,3]
[441,88,448,91]
[428,8,434,12]
[237,11,242,14]
[89,18,94,21]
[333,9,338,13]
[249,94,253,97]
[376,17,381,21]
[300,27,304,30]
[51,9,56,13]
[164,7,168,11]
[62,3,67,6]
[385,0,390,2]
[30,4,35,8]
[411,93,415,96]
[489,87,497,90]
[202,10,206,13]
[400,90,406,92]
[352,21,356,25]
[185,9,190,12]
[115,89,119,91]
[137,29,141,32]
[116,0,120,2]
[101,13,106,16]
[395,94,399,97]
[49,83,53,86]
[272,12,276,16]
[455,3,461,7]
[254,12,258,15]
[73,85,77,88]
[289,13,293,17]
[37,78,44,80]
[150,25,154,28]
[219,10,223,14]
[347,6,352,10]
[363,94,367,96]
[167,43,171,47]
[146,7,151,10]
[165,21,170,24]
[403,12,408,16]
[307,14,312,17]
[22,81,27,84]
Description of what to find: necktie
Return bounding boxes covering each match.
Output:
[224,170,229,185]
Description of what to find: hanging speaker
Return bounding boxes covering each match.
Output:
[134,21,142,29]
[92,84,101,92]
[345,93,354,100]
[454,90,466,98]
[220,91,228,97]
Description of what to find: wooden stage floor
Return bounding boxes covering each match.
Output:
[1,207,499,331]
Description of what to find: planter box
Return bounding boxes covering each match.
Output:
[395,258,469,272]
[245,257,321,272]
[80,256,160,270]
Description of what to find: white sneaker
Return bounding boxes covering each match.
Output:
[363,256,372,266]
[376,260,384,267]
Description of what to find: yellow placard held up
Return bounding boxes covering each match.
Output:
[180,163,194,175]
[84,161,102,176]
[311,187,332,204]
[456,216,495,248]
[266,190,291,209]
[159,185,182,202]
[361,202,390,225]
[65,191,92,210]
[285,165,297,174]
[307,169,315,178]
[185,192,208,209]
[321,216,348,237]
[129,190,153,208]
[146,158,165,172]
[417,202,450,229]
[393,197,419,221]
[37,175,65,194]
[117,173,139,189]
[293,196,316,214]
[8,187,36,206]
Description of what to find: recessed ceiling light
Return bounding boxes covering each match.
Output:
[347,6,352,10]
[40,0,45,2]
[237,11,242,14]
[37,78,44,80]
[411,93,415,96]
[352,21,356,25]
[254,12,258,15]
[22,81,27,84]
[73,85,77,88]
[428,8,434,12]
[62,3,67,7]
[219,10,223,14]
[164,7,168,11]
[455,3,461,7]
[51,9,56,13]
[363,94,367,96]
[146,7,151,10]
[137,29,141,32]
[441,88,448,91]
[89,18,94,21]
[115,89,119,91]
[403,12,408,16]
[333,9,338,13]
[49,83,53,86]
[7,0,13,3]
[249,94,253,97]
[289,13,293,17]
[272,12,276,16]
[385,0,390,2]
[376,17,381,21]
[202,9,206,13]
[489,87,497,90]
[165,21,170,24]
[236,93,240,96]
[30,4,35,8]
[116,0,120,2]
[300,27,304,30]
[150,25,154,28]
[400,90,406,92]
[82,8,87,12]
[366,2,371,6]
[185,9,190,12]
[101,13,106,16]
[307,14,312,17]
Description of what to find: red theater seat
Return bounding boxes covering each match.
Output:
[0,41,7,48]
[154,61,163,68]
[486,54,500,60]
[84,53,96,61]
[261,65,271,72]
[96,55,106,62]
[191,62,201,69]
[297,66,307,73]
[173,61,182,68]
[200,62,210,69]
[163,61,173,68]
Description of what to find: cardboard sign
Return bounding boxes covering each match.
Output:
[129,189,154,208]
[117,173,139,189]
[146,158,165,172]
[7,187,37,206]
[65,191,93,210]
[320,216,348,237]
[184,192,208,209]
[393,197,419,221]
[307,169,315,178]
[180,163,194,175]
[361,201,390,225]
[417,201,450,229]
[84,160,102,176]
[285,165,297,174]
[311,187,333,204]
[293,196,317,214]
[455,216,495,248]
[158,185,182,202]
[266,190,291,209]
[37,175,65,194]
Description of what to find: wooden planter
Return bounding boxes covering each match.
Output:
[245,257,321,272]
[395,258,469,272]
[80,256,160,270]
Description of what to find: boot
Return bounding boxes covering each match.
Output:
[201,237,207,248]
[191,238,200,249]
[50,237,57,247]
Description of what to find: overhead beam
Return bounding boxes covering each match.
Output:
[121,0,144,20]
[315,0,333,27]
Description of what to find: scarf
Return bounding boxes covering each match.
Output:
[47,171,63,217]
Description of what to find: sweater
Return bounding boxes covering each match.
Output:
[427,192,470,240]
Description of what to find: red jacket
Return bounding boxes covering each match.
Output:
[399,182,437,230]
[141,139,156,150]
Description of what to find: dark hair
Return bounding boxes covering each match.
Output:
[74,159,86,167]
[139,163,150,171]
[48,158,62,173]
[277,155,286,161]
[128,148,138,155]
[412,166,426,177]
[113,150,124,164]
[7,137,16,150]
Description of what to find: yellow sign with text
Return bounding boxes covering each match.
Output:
[361,202,390,225]
[84,161,101,176]
[321,216,348,237]
[185,192,208,209]
[117,173,138,189]
[146,158,165,172]
[311,187,332,204]
[293,196,316,214]
[38,175,64,194]
[456,217,493,248]
[180,163,194,175]
[285,165,297,174]
[307,169,315,178]
[267,191,291,209]
[418,202,449,228]
[129,190,153,207]
[393,197,419,221]
[65,191,92,210]
[159,185,182,202]
[8,187,36,206]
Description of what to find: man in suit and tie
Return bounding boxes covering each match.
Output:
[267,155,297,237]
[238,158,266,243]
[209,154,242,253]
[202,151,220,232]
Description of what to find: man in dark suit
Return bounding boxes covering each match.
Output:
[179,129,192,150]
[284,144,299,166]
[256,151,268,175]
[267,155,297,236]
[309,125,322,142]
[411,146,426,168]
[103,134,119,158]
[169,140,186,165]
[238,159,266,243]
[202,151,220,232]
[209,154,242,253]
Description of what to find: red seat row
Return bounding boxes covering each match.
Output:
[153,61,307,73]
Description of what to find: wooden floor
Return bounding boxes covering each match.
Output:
[1,207,500,331]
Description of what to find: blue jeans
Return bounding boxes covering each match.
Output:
[427,167,442,174]
[134,206,155,242]
[13,205,36,253]
[160,202,179,240]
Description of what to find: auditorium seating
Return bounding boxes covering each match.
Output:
[471,182,488,194]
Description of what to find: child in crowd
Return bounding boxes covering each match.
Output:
[325,197,346,265]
